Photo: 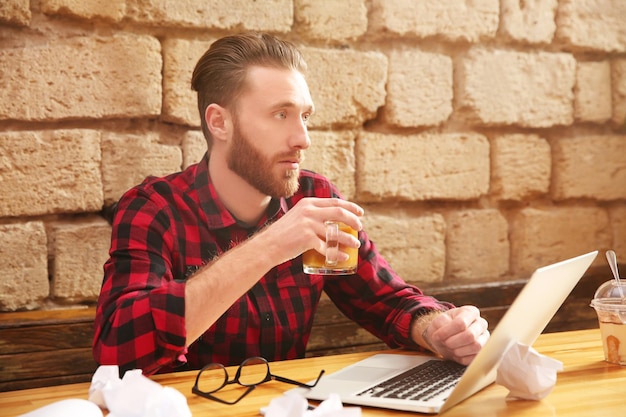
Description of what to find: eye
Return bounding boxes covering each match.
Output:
[302,113,311,123]
[275,111,287,119]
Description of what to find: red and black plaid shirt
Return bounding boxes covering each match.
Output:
[93,153,453,375]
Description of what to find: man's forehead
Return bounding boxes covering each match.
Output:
[242,66,313,105]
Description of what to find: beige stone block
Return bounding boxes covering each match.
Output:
[0,222,49,311]
[102,133,183,205]
[511,207,610,275]
[557,0,626,52]
[162,38,215,127]
[553,135,626,201]
[0,34,161,122]
[0,130,103,217]
[370,0,498,42]
[51,218,111,301]
[385,49,453,127]
[295,0,367,41]
[356,132,489,202]
[500,0,557,44]
[125,0,292,31]
[362,210,446,283]
[492,134,551,200]
[575,61,612,123]
[458,48,576,127]
[303,47,387,128]
[446,209,509,280]
[41,0,125,21]
[0,0,30,26]
[302,131,356,200]
[610,207,626,260]
[182,131,207,169]
[613,59,626,128]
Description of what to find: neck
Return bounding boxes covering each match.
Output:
[208,154,271,227]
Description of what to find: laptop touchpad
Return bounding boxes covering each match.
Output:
[329,366,399,382]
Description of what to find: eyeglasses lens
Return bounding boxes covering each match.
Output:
[238,357,269,386]
[196,363,227,393]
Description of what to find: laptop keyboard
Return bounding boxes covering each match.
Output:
[356,360,467,402]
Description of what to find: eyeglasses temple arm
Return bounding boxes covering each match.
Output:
[271,369,325,388]
[192,384,256,405]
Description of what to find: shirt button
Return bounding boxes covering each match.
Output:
[265,313,272,322]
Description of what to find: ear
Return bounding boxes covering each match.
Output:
[204,103,232,142]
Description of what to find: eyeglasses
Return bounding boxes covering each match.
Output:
[192,356,325,405]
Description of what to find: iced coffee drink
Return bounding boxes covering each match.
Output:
[591,281,626,365]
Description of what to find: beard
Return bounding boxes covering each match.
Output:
[226,121,302,199]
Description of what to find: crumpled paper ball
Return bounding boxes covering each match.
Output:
[264,392,361,417]
[495,341,563,401]
[88,365,191,417]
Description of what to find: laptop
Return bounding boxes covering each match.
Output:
[292,251,598,414]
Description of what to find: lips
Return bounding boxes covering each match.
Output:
[278,152,304,167]
[280,160,301,170]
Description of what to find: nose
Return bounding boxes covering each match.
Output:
[290,118,310,150]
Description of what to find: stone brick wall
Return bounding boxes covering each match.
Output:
[0,0,625,311]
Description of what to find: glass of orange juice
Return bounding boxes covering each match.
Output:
[302,221,358,275]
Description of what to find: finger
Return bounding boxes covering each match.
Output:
[338,226,361,249]
[294,198,364,235]
[449,329,490,365]
[307,198,365,231]
[445,305,481,322]
[430,307,477,340]
[430,308,486,352]
[312,197,364,216]
[445,323,488,354]
[453,352,477,366]
[441,316,488,349]
[303,208,362,258]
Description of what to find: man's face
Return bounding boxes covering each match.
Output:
[227,116,302,198]
[226,66,314,198]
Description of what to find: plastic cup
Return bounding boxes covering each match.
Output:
[590,280,626,365]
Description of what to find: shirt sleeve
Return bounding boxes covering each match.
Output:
[93,188,187,376]
[316,181,455,350]
[324,234,454,350]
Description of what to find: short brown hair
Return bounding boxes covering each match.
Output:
[191,32,307,150]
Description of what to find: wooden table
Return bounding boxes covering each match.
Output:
[2,329,625,416]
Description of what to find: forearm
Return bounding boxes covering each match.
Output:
[184,227,285,344]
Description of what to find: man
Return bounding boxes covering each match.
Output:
[93,32,489,376]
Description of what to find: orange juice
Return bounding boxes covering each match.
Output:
[302,222,358,275]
